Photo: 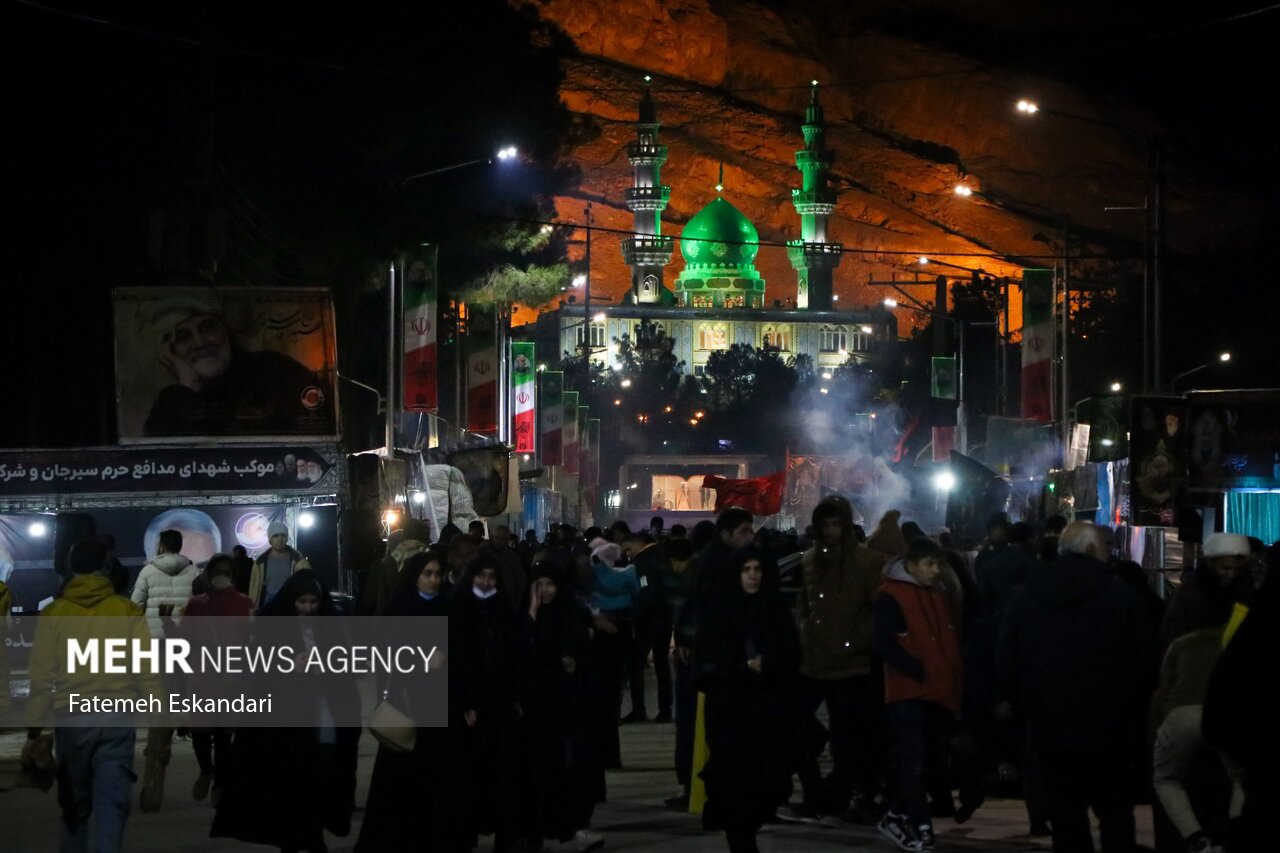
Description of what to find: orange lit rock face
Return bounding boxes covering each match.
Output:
[526,0,1256,318]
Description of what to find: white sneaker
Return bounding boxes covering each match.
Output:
[573,829,605,852]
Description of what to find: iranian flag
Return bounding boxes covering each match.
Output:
[1021,268,1054,422]
[402,246,438,412]
[562,391,580,475]
[584,418,601,488]
[540,371,564,465]
[511,342,535,453]
[467,307,498,434]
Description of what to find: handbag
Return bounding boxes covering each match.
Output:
[369,686,416,754]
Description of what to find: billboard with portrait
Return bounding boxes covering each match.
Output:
[114,287,339,442]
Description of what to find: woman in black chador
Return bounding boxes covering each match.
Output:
[356,549,456,852]
[452,553,523,852]
[517,562,605,852]
[696,547,801,853]
[211,570,361,853]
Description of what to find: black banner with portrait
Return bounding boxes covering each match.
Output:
[1186,389,1280,490]
[1128,396,1189,527]
[114,287,339,442]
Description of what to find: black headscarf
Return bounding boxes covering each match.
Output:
[259,569,336,617]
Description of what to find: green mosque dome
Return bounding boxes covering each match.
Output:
[680,197,759,265]
[675,192,766,308]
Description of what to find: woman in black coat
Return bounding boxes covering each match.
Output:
[356,549,456,853]
[517,562,604,851]
[211,570,361,853]
[452,553,524,852]
[696,547,801,853]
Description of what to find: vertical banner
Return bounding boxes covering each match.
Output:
[540,371,564,465]
[510,342,536,453]
[1020,268,1054,422]
[1129,396,1189,527]
[467,307,498,434]
[402,246,438,412]
[932,427,956,463]
[931,357,957,399]
[577,406,591,485]
[562,391,580,475]
[585,418,601,488]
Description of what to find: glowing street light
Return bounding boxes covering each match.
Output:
[1110,381,1123,392]
[1016,99,1039,114]
[27,520,48,537]
[383,510,400,527]
[689,418,699,426]
[496,145,519,160]
[620,378,632,388]
[821,372,833,380]
[820,387,829,394]
[917,256,929,265]
[953,184,973,197]
[593,312,606,322]
[1219,351,1232,362]
[933,470,957,492]
[298,511,317,530]
[860,325,873,334]
[614,399,622,406]
[572,275,586,288]
[412,491,428,504]
[883,297,898,308]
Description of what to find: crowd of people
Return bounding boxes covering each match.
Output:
[15,503,1279,853]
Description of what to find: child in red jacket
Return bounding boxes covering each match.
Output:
[873,537,963,853]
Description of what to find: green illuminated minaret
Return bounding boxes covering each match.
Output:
[788,82,842,309]
[621,78,675,304]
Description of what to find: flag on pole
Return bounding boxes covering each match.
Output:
[585,418,601,488]
[701,470,786,516]
[1021,268,1054,422]
[562,391,580,474]
[402,246,438,412]
[511,342,535,453]
[575,405,589,479]
[540,371,564,465]
[467,307,498,433]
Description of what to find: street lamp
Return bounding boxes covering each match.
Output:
[933,470,957,492]
[572,275,586,288]
[403,147,519,184]
[1170,352,1232,391]
[953,184,973,197]
[883,297,899,308]
[1015,98,1165,389]
[1110,381,1123,393]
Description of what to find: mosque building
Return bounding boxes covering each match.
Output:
[532,81,895,378]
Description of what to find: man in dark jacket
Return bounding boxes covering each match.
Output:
[790,497,887,822]
[668,508,754,810]
[1160,532,1254,653]
[977,521,1038,617]
[1203,543,1280,852]
[997,522,1156,853]
[625,532,675,723]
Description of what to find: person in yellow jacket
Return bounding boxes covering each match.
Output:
[22,538,164,853]
[248,521,312,606]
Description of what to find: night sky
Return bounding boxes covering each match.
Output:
[4,0,1278,449]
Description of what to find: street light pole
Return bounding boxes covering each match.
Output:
[1151,136,1165,391]
[387,261,397,454]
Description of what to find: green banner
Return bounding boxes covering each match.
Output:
[539,371,563,465]
[931,356,957,399]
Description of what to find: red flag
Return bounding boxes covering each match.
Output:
[702,470,786,516]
